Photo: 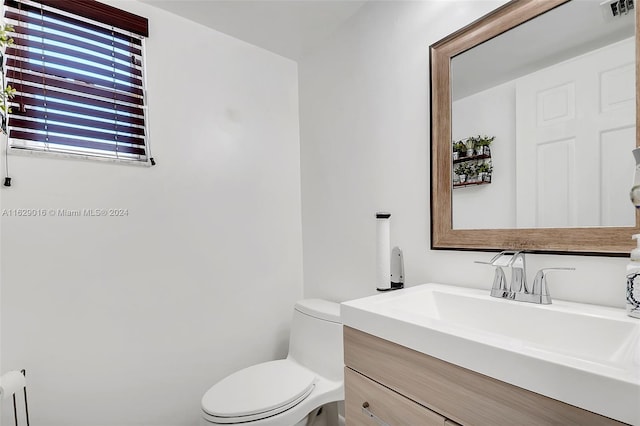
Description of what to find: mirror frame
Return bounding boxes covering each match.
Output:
[430,0,640,256]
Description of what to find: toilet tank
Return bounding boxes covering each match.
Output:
[287,299,343,382]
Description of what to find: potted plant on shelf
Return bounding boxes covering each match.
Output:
[477,161,493,182]
[464,138,475,157]
[474,135,495,156]
[454,163,470,184]
[468,163,479,182]
[454,140,467,158]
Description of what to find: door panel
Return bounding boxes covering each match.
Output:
[516,37,635,228]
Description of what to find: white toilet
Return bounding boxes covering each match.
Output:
[201,299,344,426]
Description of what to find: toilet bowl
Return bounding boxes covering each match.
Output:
[201,299,344,426]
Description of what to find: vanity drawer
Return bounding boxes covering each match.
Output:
[345,367,446,426]
[344,326,626,426]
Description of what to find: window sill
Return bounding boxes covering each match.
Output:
[8,146,153,167]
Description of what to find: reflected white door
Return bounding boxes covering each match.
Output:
[515,37,635,228]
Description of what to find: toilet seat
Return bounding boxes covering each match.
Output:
[202,360,316,424]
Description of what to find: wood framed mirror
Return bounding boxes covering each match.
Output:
[430,0,639,256]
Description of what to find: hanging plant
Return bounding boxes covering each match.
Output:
[0,24,15,133]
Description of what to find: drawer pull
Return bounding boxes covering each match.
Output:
[361,401,391,426]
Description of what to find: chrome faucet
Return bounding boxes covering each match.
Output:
[508,251,527,294]
[477,251,574,304]
[528,268,575,304]
[475,251,516,299]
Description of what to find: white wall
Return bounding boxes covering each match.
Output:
[0,1,634,424]
[452,81,516,230]
[298,0,628,308]
[0,2,302,425]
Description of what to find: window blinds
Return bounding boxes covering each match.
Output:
[3,0,150,162]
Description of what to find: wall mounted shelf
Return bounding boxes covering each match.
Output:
[453,179,491,188]
[453,153,490,164]
[452,149,492,189]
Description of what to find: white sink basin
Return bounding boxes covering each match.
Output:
[341,283,640,425]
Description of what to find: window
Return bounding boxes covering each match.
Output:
[3,0,151,163]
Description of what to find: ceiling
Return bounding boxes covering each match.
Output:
[141,0,635,90]
[452,0,635,100]
[140,0,368,60]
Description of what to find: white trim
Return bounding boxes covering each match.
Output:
[8,145,152,167]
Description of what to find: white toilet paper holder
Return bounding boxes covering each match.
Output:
[375,212,404,292]
[390,246,404,290]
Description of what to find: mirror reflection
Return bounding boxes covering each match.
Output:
[451,0,635,230]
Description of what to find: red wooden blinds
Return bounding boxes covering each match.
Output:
[3,0,150,162]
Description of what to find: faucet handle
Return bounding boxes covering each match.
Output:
[506,251,524,267]
[475,252,514,297]
[531,267,575,304]
[474,251,519,267]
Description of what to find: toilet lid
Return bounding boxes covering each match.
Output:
[201,360,316,419]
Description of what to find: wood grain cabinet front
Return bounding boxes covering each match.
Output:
[345,367,446,426]
[343,326,626,426]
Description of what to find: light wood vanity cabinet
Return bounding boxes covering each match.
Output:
[344,326,626,426]
[346,367,450,426]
